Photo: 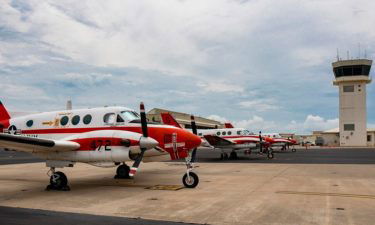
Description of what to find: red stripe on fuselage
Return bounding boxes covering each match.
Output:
[70,137,139,151]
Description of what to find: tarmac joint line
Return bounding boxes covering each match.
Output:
[276,191,375,200]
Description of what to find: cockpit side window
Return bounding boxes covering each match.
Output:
[121,111,140,122]
[103,113,116,124]
[117,114,124,123]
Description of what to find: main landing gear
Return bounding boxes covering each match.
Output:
[114,163,131,179]
[183,154,199,188]
[46,168,70,191]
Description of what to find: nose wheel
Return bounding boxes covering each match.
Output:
[182,172,199,188]
[183,153,199,188]
[46,168,70,191]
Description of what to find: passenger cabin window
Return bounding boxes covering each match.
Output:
[104,113,116,124]
[343,85,354,92]
[216,131,221,136]
[237,131,241,135]
[60,116,69,126]
[228,131,232,135]
[198,133,202,136]
[222,131,226,135]
[83,114,92,125]
[26,120,33,127]
[72,115,80,125]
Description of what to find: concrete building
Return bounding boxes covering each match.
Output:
[332,58,372,146]
[147,108,223,129]
[319,128,375,147]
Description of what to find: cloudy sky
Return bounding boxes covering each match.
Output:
[1,0,374,134]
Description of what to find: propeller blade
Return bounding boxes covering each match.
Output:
[259,131,263,152]
[191,115,197,135]
[190,115,198,163]
[140,102,148,137]
[129,102,158,177]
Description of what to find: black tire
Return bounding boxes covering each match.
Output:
[182,172,199,188]
[267,152,274,159]
[50,171,68,189]
[116,164,130,178]
[230,151,238,159]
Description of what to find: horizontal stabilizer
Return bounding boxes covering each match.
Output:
[203,135,234,147]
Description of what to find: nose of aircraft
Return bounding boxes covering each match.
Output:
[184,130,202,149]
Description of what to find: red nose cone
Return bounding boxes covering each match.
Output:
[185,131,202,149]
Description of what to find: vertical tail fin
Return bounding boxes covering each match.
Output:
[0,101,11,129]
[224,123,234,128]
[160,113,182,128]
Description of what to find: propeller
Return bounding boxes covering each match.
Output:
[259,131,263,153]
[190,115,198,162]
[129,102,159,177]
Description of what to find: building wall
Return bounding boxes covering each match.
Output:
[338,82,367,146]
[367,132,375,147]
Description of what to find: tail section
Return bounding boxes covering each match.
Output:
[224,123,234,128]
[0,101,10,130]
[160,113,182,128]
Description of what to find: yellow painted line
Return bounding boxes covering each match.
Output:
[145,185,184,191]
[276,191,375,200]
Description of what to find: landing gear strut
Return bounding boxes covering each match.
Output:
[230,151,238,159]
[114,163,130,179]
[267,148,274,159]
[46,168,70,191]
[220,152,229,160]
[183,153,199,188]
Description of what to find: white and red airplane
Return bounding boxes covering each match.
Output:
[161,113,275,160]
[0,101,202,190]
[262,133,298,152]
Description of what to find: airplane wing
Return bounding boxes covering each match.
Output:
[203,135,235,147]
[0,133,80,153]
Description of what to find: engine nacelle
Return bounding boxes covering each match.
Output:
[39,130,144,163]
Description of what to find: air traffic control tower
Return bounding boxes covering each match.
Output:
[332,58,372,146]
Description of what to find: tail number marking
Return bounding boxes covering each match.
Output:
[90,140,112,151]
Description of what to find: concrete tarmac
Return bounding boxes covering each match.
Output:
[1,147,375,225]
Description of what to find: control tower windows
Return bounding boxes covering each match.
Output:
[344,124,355,131]
[334,65,371,77]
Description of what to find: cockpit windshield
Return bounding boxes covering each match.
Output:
[242,129,250,135]
[120,111,140,122]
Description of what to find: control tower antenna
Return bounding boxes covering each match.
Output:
[336,48,340,61]
[358,43,361,59]
[364,49,367,59]
[347,51,350,60]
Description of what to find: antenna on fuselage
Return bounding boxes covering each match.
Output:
[66,99,72,110]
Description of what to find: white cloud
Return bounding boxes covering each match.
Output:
[207,114,229,123]
[197,81,244,93]
[57,73,113,87]
[238,100,279,112]
[234,115,278,132]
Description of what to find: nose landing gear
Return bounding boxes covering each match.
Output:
[46,168,70,191]
[183,154,199,188]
